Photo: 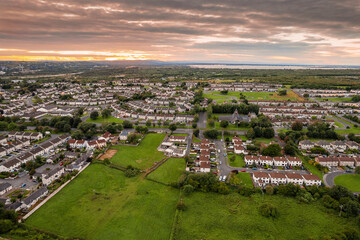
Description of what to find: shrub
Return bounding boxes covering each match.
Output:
[182,184,194,196]
[259,203,279,218]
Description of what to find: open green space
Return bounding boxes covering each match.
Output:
[254,138,276,144]
[26,164,179,240]
[110,133,166,169]
[334,174,360,192]
[86,116,124,124]
[234,172,253,187]
[335,128,360,135]
[203,93,232,101]
[147,158,185,184]
[297,154,323,178]
[228,153,246,167]
[176,192,354,240]
[208,90,304,101]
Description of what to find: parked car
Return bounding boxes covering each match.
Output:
[252,167,257,170]
[240,169,246,172]
[21,183,26,188]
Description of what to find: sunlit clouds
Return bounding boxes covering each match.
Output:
[0,0,359,64]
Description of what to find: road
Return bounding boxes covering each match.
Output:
[323,170,352,188]
[197,112,207,129]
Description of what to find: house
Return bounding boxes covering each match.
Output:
[0,182,12,195]
[100,132,115,142]
[286,173,304,185]
[234,145,247,155]
[169,135,187,143]
[316,156,339,167]
[287,156,302,167]
[269,172,287,185]
[337,157,355,167]
[21,187,48,210]
[316,141,332,152]
[199,161,211,173]
[253,172,270,187]
[273,157,288,167]
[119,130,130,141]
[259,156,273,166]
[346,141,359,150]
[42,167,65,185]
[330,141,347,152]
[244,155,258,165]
[299,140,314,150]
[302,174,321,186]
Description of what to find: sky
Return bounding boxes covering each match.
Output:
[0,0,360,64]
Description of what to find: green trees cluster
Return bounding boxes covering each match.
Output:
[306,121,341,140]
[246,115,275,139]
[203,129,220,139]
[71,122,97,139]
[259,203,279,218]
[262,144,282,157]
[211,103,259,115]
[178,173,230,194]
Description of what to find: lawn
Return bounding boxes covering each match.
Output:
[26,164,179,240]
[228,153,246,167]
[297,154,323,178]
[234,172,253,187]
[254,138,276,144]
[211,121,250,131]
[147,158,185,184]
[203,93,232,101]
[86,116,124,124]
[334,174,360,192]
[110,133,166,169]
[209,90,304,101]
[335,128,360,135]
[176,192,355,240]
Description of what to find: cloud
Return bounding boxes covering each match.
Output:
[0,0,359,64]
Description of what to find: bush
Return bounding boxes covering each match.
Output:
[259,203,279,218]
[182,184,194,196]
[176,199,186,211]
[124,166,140,178]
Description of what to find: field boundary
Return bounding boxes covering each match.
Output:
[22,163,91,221]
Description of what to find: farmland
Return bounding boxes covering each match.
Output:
[147,157,186,184]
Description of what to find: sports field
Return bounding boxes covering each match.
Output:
[110,133,166,169]
[334,174,360,192]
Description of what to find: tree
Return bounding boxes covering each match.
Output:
[203,129,220,139]
[71,130,84,140]
[146,120,152,127]
[208,119,215,128]
[284,143,296,156]
[278,89,287,96]
[102,109,112,118]
[230,155,235,162]
[193,129,200,137]
[292,121,303,131]
[246,128,255,139]
[262,127,275,138]
[123,120,133,129]
[90,111,99,120]
[220,120,229,128]
[355,166,360,174]
[169,123,177,132]
[262,144,282,157]
[192,122,197,128]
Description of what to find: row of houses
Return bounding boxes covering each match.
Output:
[315,156,360,167]
[112,105,195,123]
[271,118,335,128]
[253,172,322,187]
[189,139,217,173]
[299,140,359,153]
[7,131,43,141]
[0,139,30,157]
[244,155,303,167]
[0,134,69,172]
[204,83,282,92]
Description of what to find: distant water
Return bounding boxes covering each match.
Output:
[188,64,360,69]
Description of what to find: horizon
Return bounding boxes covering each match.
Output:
[0,1,360,64]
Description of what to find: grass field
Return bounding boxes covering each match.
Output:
[26,164,179,240]
[147,158,185,184]
[234,172,253,187]
[176,192,354,240]
[228,153,246,167]
[110,133,166,169]
[208,90,304,101]
[334,174,360,192]
[297,154,323,178]
[86,116,124,124]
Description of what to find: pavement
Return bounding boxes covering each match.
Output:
[197,112,207,129]
[323,170,353,188]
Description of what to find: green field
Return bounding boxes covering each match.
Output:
[147,158,185,184]
[176,192,355,240]
[26,164,179,240]
[86,116,124,124]
[334,174,360,192]
[110,133,166,169]
[208,90,304,101]
[234,172,253,187]
[228,153,246,167]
